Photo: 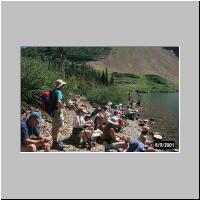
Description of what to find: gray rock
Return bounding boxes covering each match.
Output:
[153,131,162,135]
[153,134,162,140]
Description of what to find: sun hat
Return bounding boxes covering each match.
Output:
[77,107,88,114]
[107,102,112,106]
[108,117,119,126]
[97,107,102,111]
[55,79,66,88]
[30,112,44,123]
[85,114,91,118]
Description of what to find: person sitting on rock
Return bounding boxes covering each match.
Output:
[21,112,51,152]
[102,106,111,124]
[93,107,104,131]
[118,116,129,128]
[72,108,93,146]
[80,103,88,111]
[102,117,128,151]
[126,139,146,152]
[112,110,120,121]
[84,114,95,133]
[137,126,150,144]
[118,103,123,111]
[126,126,156,152]
[111,110,128,132]
[107,102,113,114]
[138,126,155,146]
[66,99,78,110]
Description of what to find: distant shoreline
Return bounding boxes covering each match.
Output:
[136,90,179,93]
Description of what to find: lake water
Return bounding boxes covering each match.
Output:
[140,92,179,149]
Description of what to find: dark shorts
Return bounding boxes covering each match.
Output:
[72,128,83,137]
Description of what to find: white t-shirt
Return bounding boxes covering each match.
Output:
[112,115,120,121]
[73,115,85,128]
[103,111,111,123]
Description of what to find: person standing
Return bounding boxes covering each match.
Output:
[51,79,66,149]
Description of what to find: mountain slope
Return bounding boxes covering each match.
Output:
[89,47,179,85]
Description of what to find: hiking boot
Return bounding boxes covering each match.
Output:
[52,141,66,150]
[80,141,87,148]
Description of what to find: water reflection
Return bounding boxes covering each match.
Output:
[141,93,179,148]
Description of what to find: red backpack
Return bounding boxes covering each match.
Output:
[40,91,53,116]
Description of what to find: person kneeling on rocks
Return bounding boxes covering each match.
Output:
[21,112,51,152]
[84,114,95,133]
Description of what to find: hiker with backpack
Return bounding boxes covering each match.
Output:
[21,112,51,152]
[40,79,67,150]
[50,79,67,149]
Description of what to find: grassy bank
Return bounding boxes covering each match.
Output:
[111,72,179,93]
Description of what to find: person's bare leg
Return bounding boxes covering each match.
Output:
[116,142,128,149]
[52,126,59,143]
[89,127,94,132]
[85,130,92,140]
[27,144,37,152]
[79,130,92,142]
[43,143,51,152]
[146,147,156,152]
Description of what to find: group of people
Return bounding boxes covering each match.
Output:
[21,79,156,152]
[71,102,130,150]
[71,103,156,152]
[21,79,67,152]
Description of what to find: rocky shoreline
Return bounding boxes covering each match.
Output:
[21,98,177,152]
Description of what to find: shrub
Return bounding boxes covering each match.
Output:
[145,74,168,84]
[86,85,129,106]
[21,57,64,104]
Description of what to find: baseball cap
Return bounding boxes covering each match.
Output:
[30,112,44,123]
